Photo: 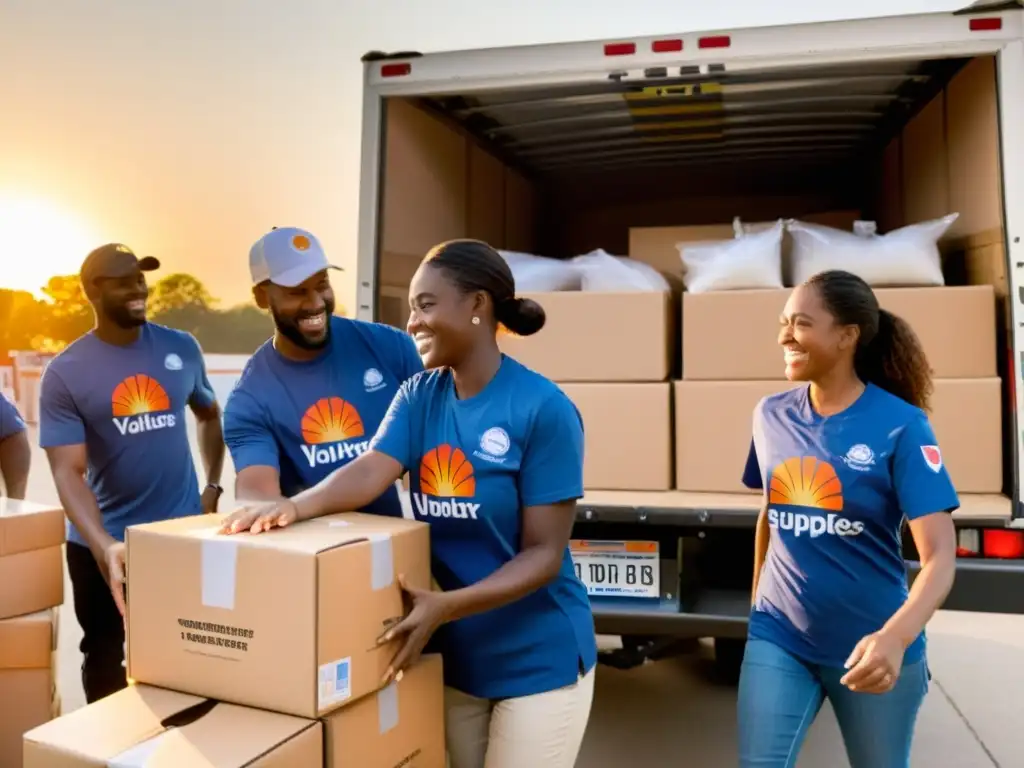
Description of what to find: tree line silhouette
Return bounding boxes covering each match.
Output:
[0,273,317,356]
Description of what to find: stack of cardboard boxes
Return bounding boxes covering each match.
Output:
[674,282,1001,494]
[500,216,1002,497]
[0,499,65,767]
[23,511,447,767]
[499,291,676,492]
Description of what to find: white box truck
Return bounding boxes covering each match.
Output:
[355,1,1024,680]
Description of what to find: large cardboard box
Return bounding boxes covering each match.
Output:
[126,512,431,719]
[628,210,861,276]
[681,285,996,380]
[23,683,322,767]
[560,383,673,491]
[325,654,446,768]
[498,291,673,382]
[0,609,59,767]
[0,499,65,619]
[674,378,1002,493]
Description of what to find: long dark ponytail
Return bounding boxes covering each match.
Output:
[806,270,933,410]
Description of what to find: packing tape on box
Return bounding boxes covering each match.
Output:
[368,533,394,591]
[200,536,239,610]
[109,730,172,767]
[378,679,399,734]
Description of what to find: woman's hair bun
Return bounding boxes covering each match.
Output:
[496,297,546,337]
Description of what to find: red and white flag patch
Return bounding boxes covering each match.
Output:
[921,445,943,473]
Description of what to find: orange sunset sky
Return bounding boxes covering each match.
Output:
[0,0,961,310]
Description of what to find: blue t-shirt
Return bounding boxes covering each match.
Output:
[223,316,422,516]
[38,324,216,544]
[369,354,598,699]
[0,393,26,440]
[743,383,960,668]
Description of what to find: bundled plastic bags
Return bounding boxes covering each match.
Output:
[676,218,785,294]
[571,249,671,292]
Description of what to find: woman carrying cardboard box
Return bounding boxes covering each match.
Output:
[221,239,597,768]
[739,269,958,768]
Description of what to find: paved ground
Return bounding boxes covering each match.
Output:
[21,425,1024,767]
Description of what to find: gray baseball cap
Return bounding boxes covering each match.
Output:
[248,226,342,287]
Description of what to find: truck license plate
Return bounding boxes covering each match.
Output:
[570,540,660,599]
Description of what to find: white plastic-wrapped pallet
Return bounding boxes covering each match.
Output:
[498,250,582,292]
[571,248,671,292]
[677,218,785,293]
[787,213,959,287]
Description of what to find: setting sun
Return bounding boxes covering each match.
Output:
[0,195,99,297]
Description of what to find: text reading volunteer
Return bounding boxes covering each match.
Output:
[221,239,597,768]
[739,270,957,768]
[39,243,225,704]
[223,226,422,512]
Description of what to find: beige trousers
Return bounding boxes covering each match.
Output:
[444,667,596,768]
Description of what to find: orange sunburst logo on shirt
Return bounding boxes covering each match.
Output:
[300,398,365,444]
[769,457,844,510]
[420,445,476,497]
[111,375,170,416]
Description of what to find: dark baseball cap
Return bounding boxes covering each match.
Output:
[80,243,160,287]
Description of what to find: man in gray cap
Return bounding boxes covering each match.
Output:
[39,242,226,703]
[223,226,421,516]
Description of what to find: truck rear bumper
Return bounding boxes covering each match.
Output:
[908,559,1024,614]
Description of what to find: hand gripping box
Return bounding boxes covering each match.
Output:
[125,512,431,719]
[23,683,322,767]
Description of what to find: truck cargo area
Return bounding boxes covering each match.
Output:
[371,48,1024,641]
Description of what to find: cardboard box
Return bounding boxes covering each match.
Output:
[0,499,65,619]
[0,609,60,768]
[325,654,446,768]
[126,512,431,719]
[629,210,862,276]
[23,683,322,767]
[498,291,672,382]
[674,378,1002,493]
[681,285,996,380]
[560,383,673,490]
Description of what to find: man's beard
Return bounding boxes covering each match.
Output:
[271,298,334,351]
[101,297,147,329]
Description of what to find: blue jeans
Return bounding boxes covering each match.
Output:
[737,637,930,768]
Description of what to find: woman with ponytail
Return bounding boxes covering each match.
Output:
[221,239,596,767]
[738,269,958,767]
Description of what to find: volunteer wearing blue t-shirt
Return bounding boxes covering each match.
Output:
[221,239,597,768]
[739,269,958,768]
[0,392,30,499]
[39,243,225,704]
[222,226,421,513]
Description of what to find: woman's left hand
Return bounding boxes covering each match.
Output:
[840,630,905,694]
[378,574,451,685]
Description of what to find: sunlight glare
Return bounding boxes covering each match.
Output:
[0,195,100,297]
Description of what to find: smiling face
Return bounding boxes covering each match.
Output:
[256,270,335,351]
[406,262,488,369]
[92,269,149,328]
[779,283,860,382]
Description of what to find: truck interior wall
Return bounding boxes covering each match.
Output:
[871,54,1011,492]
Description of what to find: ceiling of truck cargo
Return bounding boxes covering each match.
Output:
[424,56,970,179]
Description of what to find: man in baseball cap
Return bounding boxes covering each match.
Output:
[39,240,226,703]
[224,225,421,516]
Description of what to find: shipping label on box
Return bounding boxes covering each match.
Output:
[23,684,323,768]
[498,291,672,382]
[324,654,446,768]
[125,512,431,719]
[0,499,65,619]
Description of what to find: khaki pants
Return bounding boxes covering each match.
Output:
[445,667,596,768]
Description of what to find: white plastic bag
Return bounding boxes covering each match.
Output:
[571,249,671,292]
[677,219,785,294]
[787,214,958,287]
[498,250,582,292]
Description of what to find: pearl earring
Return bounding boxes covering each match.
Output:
[471,316,480,325]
